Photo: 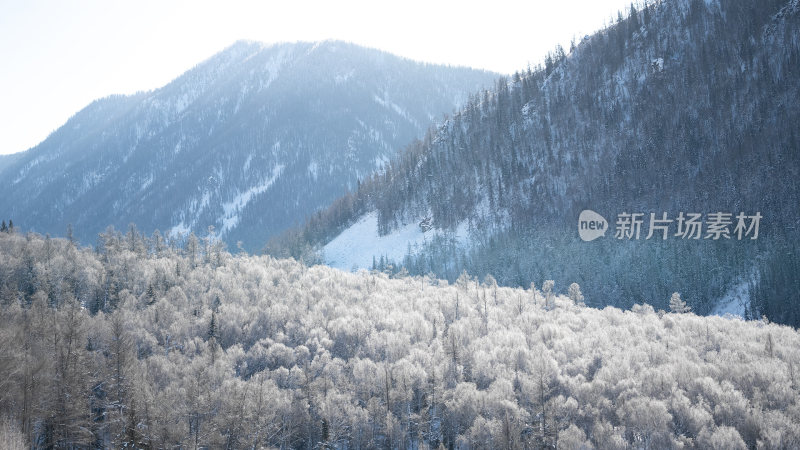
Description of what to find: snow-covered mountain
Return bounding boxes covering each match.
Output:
[0,40,497,250]
[270,0,800,324]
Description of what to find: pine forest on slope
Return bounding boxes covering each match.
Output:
[268,0,800,326]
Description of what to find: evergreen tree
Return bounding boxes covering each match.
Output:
[146,283,156,306]
[152,229,166,256]
[669,292,691,314]
[543,280,555,310]
[186,232,199,268]
[568,283,585,306]
[208,312,218,341]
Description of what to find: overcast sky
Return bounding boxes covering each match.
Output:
[0,0,636,155]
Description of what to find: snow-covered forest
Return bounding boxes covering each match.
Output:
[1,228,798,449]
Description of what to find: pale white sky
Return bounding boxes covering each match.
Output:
[0,0,635,155]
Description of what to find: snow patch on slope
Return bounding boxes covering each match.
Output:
[219,164,284,235]
[712,275,756,318]
[259,46,289,92]
[308,161,318,180]
[169,222,191,239]
[373,93,421,129]
[243,154,253,173]
[335,69,355,84]
[323,212,470,271]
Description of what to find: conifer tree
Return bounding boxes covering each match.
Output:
[146,283,156,306]
[208,312,218,341]
[669,292,691,314]
[568,283,585,306]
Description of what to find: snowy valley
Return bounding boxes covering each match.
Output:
[0,0,799,447]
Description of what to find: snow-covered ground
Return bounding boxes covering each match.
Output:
[711,277,753,318]
[323,212,470,271]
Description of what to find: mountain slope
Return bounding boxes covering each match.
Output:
[0,153,20,174]
[0,40,497,250]
[270,0,800,323]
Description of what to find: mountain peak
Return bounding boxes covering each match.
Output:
[0,42,498,252]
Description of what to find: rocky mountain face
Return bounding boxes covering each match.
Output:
[0,40,497,250]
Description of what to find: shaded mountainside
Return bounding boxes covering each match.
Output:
[268,0,800,324]
[0,40,497,251]
[0,153,21,173]
[1,230,799,448]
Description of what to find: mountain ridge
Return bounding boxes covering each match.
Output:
[0,40,498,250]
[268,0,800,325]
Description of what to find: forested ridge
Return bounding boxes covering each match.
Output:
[267,0,800,325]
[1,228,799,448]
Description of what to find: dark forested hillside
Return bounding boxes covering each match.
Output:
[269,0,800,324]
[2,228,799,448]
[0,40,496,251]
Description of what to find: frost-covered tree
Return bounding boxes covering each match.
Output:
[669,292,691,314]
[186,232,199,268]
[568,282,584,306]
[1,230,800,448]
[542,280,555,310]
